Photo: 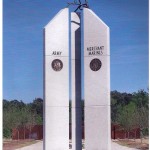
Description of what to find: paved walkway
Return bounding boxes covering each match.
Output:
[111,142,137,150]
[16,141,43,150]
[16,141,138,150]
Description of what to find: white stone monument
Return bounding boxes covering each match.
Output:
[84,8,111,150]
[44,5,110,150]
[44,8,69,150]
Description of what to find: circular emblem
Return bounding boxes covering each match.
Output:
[90,58,102,71]
[51,59,63,71]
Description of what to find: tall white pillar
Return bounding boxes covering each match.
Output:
[44,8,69,150]
[71,12,82,150]
[83,8,111,150]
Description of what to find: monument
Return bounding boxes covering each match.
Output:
[84,8,111,150]
[44,1,110,150]
[44,8,69,150]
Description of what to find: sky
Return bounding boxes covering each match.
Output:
[3,0,149,103]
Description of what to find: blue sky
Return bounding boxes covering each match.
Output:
[3,0,148,103]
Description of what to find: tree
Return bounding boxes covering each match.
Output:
[31,98,43,118]
[111,97,122,123]
[117,102,137,139]
[132,90,149,142]
[9,100,25,110]
[111,91,133,123]
[111,91,132,106]
[3,107,22,139]
[134,104,148,142]
[132,90,148,109]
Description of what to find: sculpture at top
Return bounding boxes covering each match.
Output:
[67,0,89,11]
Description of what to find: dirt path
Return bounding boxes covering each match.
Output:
[15,141,138,150]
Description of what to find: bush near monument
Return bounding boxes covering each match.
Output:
[3,89,149,141]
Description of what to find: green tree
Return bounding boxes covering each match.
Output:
[3,100,38,139]
[132,90,149,142]
[117,102,137,139]
[111,91,133,123]
[31,98,43,118]
[3,107,22,138]
[132,90,148,109]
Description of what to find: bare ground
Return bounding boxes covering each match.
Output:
[114,138,149,150]
[3,139,149,150]
[3,139,40,150]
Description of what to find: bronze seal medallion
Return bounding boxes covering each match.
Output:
[90,58,102,71]
[51,59,63,71]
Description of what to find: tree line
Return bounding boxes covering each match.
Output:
[111,90,149,140]
[3,90,149,139]
[3,98,43,138]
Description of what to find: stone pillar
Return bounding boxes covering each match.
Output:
[83,8,111,150]
[71,12,82,150]
[44,8,69,150]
